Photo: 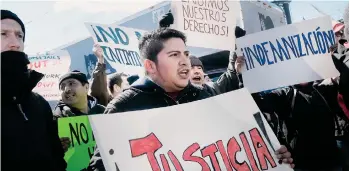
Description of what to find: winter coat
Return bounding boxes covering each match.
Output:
[53,95,106,118]
[1,69,67,171]
[260,85,341,170]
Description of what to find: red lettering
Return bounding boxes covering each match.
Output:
[249,128,277,170]
[216,140,233,171]
[182,143,210,170]
[42,60,48,67]
[240,132,259,171]
[201,144,221,171]
[160,154,170,171]
[227,137,251,171]
[129,133,162,171]
[168,150,184,171]
[35,82,55,88]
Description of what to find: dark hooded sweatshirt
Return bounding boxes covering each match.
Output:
[1,51,67,171]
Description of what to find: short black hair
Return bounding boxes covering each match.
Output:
[108,73,128,93]
[138,28,186,63]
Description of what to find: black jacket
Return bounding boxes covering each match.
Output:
[258,84,341,170]
[53,95,106,118]
[1,70,67,171]
[88,77,213,171]
[103,77,213,114]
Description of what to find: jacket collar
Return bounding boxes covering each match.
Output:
[55,95,98,115]
[131,77,200,96]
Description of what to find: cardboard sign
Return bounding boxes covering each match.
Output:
[85,23,147,76]
[58,116,96,171]
[28,50,71,100]
[236,16,340,93]
[89,88,292,171]
[170,0,239,50]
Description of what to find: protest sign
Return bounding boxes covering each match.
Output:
[85,23,147,76]
[170,0,239,50]
[89,88,292,171]
[58,116,96,171]
[236,16,340,93]
[28,50,71,100]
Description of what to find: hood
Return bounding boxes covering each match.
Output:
[2,69,44,101]
[1,51,44,100]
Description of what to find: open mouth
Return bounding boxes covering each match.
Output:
[192,76,201,82]
[178,69,190,78]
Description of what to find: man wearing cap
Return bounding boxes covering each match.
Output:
[1,10,67,171]
[53,70,105,118]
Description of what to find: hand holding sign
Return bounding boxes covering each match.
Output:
[275,145,294,168]
[60,137,71,152]
[235,56,245,74]
[93,44,104,64]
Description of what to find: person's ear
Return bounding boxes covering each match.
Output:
[144,59,157,75]
[84,83,89,92]
[113,84,121,93]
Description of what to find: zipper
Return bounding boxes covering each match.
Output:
[13,96,29,121]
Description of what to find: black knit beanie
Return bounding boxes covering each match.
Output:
[1,10,25,41]
[190,55,204,69]
[59,70,89,86]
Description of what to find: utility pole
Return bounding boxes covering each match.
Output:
[272,0,292,24]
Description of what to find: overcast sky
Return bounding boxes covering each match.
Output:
[1,0,348,54]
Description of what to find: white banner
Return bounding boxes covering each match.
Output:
[170,0,239,50]
[29,50,71,101]
[85,23,147,76]
[236,16,340,93]
[89,88,293,171]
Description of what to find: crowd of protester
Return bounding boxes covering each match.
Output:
[1,3,349,170]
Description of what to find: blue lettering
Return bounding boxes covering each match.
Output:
[289,36,300,57]
[115,28,129,45]
[316,30,326,54]
[281,37,297,58]
[256,44,266,65]
[96,26,120,44]
[293,34,306,57]
[101,46,116,63]
[247,46,261,66]
[242,48,250,70]
[323,30,335,52]
[302,33,315,55]
[276,39,289,60]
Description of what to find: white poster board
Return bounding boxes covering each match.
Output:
[85,23,147,76]
[236,16,339,93]
[29,50,71,101]
[170,0,239,50]
[89,88,293,171]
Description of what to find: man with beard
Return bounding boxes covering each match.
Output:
[88,27,295,171]
[1,9,66,171]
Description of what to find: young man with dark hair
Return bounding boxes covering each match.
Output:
[1,9,66,171]
[54,70,105,117]
[88,27,294,170]
[108,72,129,97]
